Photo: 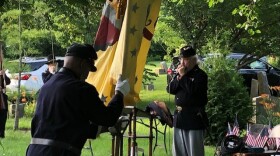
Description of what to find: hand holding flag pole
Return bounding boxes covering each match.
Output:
[115,74,130,96]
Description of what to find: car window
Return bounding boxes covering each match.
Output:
[22,62,46,72]
[249,61,266,69]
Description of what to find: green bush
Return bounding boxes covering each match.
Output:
[146,55,162,62]
[202,57,253,145]
[4,59,31,73]
[24,102,36,118]
[6,88,37,104]
[142,62,158,86]
[6,88,38,117]
[268,55,280,68]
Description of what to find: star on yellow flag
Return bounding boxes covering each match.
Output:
[87,0,161,105]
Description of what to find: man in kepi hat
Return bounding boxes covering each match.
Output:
[26,43,130,156]
[167,45,209,156]
[42,54,58,83]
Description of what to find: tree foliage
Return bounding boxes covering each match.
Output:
[202,57,253,144]
[153,8,185,58]
[1,0,279,62]
[159,0,280,65]
[0,0,103,58]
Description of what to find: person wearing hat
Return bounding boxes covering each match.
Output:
[42,54,58,83]
[167,45,209,156]
[26,43,130,156]
[0,70,10,138]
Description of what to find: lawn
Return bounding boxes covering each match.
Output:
[0,61,216,156]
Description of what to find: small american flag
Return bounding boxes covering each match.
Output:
[226,122,233,136]
[276,138,280,152]
[255,127,269,148]
[267,121,276,147]
[267,137,276,148]
[232,114,239,136]
[245,123,256,147]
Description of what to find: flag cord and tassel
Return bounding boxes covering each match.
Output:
[116,0,127,19]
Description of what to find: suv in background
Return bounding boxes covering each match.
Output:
[227,53,280,92]
[6,57,64,93]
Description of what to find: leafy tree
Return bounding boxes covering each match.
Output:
[0,0,104,130]
[44,0,102,48]
[148,41,167,61]
[161,0,280,67]
[142,63,158,86]
[153,10,185,59]
[0,0,103,58]
[161,0,210,49]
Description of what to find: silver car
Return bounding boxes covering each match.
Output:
[6,57,64,93]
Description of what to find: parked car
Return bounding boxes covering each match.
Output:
[227,53,280,93]
[6,57,64,93]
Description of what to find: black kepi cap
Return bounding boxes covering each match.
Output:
[66,43,98,72]
[180,46,196,58]
[46,54,57,64]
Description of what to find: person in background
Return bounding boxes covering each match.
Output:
[42,54,57,83]
[170,56,180,70]
[26,43,130,156]
[0,70,10,138]
[167,45,209,156]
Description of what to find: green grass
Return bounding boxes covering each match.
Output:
[1,118,31,155]
[0,61,215,156]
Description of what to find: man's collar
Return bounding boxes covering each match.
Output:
[58,67,80,79]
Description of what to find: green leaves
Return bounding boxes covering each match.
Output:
[161,0,280,62]
[142,63,158,86]
[1,0,279,62]
[207,0,224,8]
[202,57,253,144]
[0,0,102,58]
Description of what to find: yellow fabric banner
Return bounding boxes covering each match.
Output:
[87,0,161,105]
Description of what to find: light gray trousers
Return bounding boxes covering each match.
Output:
[172,128,205,156]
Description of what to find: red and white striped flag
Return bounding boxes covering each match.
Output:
[267,121,276,148]
[232,114,239,136]
[245,123,256,147]
[276,138,280,152]
[255,127,269,148]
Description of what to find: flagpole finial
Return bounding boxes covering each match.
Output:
[227,122,233,135]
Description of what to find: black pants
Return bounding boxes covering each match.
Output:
[0,94,8,138]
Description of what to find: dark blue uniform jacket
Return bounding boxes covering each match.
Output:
[167,65,209,130]
[26,68,124,155]
[42,69,54,83]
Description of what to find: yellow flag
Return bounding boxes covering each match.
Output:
[87,0,161,105]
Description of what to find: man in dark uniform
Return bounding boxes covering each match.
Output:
[167,45,208,156]
[0,70,10,138]
[42,54,57,83]
[26,43,130,156]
